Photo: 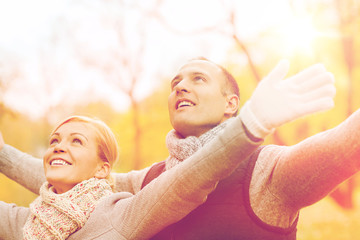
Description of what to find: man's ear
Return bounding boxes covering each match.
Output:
[94,161,111,179]
[224,94,239,117]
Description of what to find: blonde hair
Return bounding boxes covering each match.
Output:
[52,116,119,188]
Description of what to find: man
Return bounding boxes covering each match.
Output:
[0,58,350,239]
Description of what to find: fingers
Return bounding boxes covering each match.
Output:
[297,97,335,116]
[290,63,327,85]
[288,72,335,94]
[298,72,334,91]
[300,84,336,105]
[264,59,290,84]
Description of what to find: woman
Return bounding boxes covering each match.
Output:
[0,115,261,239]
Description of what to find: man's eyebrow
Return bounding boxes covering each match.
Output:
[171,75,181,82]
[192,72,207,77]
[170,75,183,87]
[171,72,206,81]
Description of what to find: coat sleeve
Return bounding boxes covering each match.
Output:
[0,145,45,194]
[111,167,151,194]
[260,108,360,209]
[108,116,263,239]
[0,201,30,240]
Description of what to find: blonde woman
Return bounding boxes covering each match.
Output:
[0,115,261,239]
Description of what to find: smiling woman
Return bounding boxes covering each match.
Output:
[43,116,116,194]
[24,116,118,238]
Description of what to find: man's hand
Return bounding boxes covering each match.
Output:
[240,59,336,139]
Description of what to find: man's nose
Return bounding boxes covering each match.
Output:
[174,79,190,94]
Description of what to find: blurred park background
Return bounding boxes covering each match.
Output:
[0,0,360,239]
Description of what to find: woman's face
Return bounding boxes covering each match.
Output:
[43,121,104,194]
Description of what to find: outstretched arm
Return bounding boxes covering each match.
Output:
[266,108,360,209]
[0,141,45,194]
[238,60,337,227]
[111,168,150,194]
[0,202,30,239]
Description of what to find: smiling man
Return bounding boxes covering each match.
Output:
[1,57,358,240]
[168,59,239,138]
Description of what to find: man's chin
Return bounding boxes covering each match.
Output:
[173,123,207,138]
[173,124,194,137]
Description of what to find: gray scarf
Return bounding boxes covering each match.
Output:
[165,118,234,170]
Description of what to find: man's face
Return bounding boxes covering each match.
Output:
[43,122,103,193]
[168,60,230,138]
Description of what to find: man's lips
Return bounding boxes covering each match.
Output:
[176,99,195,110]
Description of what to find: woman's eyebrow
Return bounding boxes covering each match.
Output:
[50,132,60,137]
[70,132,88,141]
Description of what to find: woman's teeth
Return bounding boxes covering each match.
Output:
[51,159,70,166]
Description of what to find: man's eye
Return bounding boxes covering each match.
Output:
[171,80,180,89]
[194,76,205,81]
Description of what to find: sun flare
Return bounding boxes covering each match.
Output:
[279,16,319,54]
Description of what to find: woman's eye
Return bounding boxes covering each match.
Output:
[73,138,82,145]
[49,138,58,145]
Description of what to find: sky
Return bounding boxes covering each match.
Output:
[0,0,325,119]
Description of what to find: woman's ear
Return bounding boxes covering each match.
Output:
[224,94,239,117]
[94,161,111,179]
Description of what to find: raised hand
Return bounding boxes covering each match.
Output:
[240,59,336,138]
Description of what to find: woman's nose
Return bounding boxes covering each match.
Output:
[54,142,66,153]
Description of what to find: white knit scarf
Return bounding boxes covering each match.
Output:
[165,118,234,170]
[23,178,113,240]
